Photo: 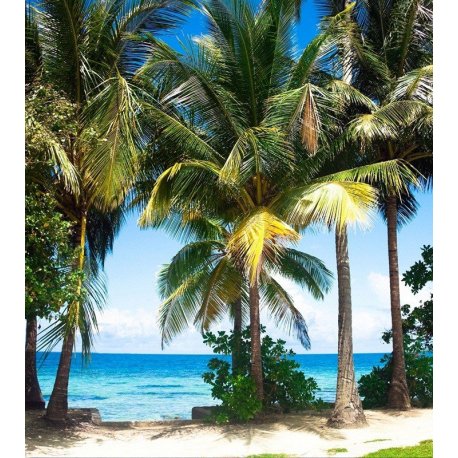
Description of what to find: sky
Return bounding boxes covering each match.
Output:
[71,1,433,356]
[88,190,432,355]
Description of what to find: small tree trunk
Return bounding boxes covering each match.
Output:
[232,298,243,375]
[328,227,366,428]
[45,212,87,422]
[249,280,263,401]
[386,196,411,410]
[25,316,46,410]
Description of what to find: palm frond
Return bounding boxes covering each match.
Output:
[157,267,210,348]
[390,65,433,103]
[269,248,334,300]
[138,160,223,226]
[83,74,143,210]
[40,0,87,103]
[194,258,241,332]
[227,207,300,285]
[274,180,377,231]
[260,274,310,349]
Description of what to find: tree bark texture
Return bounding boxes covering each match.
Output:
[232,298,243,375]
[45,212,87,422]
[249,281,264,401]
[327,227,367,428]
[386,196,411,410]
[25,316,46,410]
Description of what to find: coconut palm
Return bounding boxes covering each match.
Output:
[135,0,416,400]
[26,0,193,421]
[155,215,333,366]
[308,0,369,428]
[317,0,433,410]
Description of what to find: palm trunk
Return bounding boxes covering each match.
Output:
[45,212,87,422]
[232,298,243,375]
[25,315,46,410]
[386,196,411,409]
[44,329,76,421]
[328,226,366,428]
[249,280,263,401]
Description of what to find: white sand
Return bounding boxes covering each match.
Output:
[26,408,432,457]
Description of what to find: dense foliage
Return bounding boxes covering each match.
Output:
[25,185,80,321]
[358,246,433,408]
[202,326,321,422]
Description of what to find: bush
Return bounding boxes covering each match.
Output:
[358,330,433,408]
[358,246,433,408]
[202,326,321,422]
[358,365,391,409]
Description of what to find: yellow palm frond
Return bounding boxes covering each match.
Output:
[285,181,377,232]
[227,208,300,285]
[138,160,221,227]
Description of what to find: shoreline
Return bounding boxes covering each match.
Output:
[26,408,432,457]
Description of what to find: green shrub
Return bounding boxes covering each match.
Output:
[358,335,432,409]
[203,358,262,422]
[202,326,321,422]
[358,246,433,408]
[358,365,391,409]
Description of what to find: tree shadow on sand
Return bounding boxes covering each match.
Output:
[25,409,98,453]
[141,412,347,445]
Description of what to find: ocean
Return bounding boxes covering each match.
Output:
[37,352,385,421]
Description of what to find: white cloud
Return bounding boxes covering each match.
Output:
[44,269,430,355]
[92,306,212,354]
[368,272,391,307]
[97,307,158,339]
[368,271,432,310]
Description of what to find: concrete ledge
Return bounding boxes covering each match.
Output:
[191,406,219,420]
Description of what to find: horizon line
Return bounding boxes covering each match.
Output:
[37,351,387,356]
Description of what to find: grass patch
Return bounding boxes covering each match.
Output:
[363,440,432,457]
[327,448,348,456]
[364,439,391,444]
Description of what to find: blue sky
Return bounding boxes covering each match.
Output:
[74,1,433,355]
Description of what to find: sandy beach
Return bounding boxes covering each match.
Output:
[26,408,432,457]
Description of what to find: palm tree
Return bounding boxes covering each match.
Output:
[135,0,414,400]
[325,0,433,410]
[155,215,333,368]
[26,0,192,422]
[310,0,369,428]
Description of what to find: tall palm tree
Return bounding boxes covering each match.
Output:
[135,0,414,400]
[26,0,192,422]
[325,0,433,410]
[311,0,369,428]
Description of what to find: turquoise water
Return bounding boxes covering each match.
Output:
[37,352,384,421]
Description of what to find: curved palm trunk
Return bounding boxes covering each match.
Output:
[44,329,76,421]
[328,226,366,428]
[386,196,411,409]
[45,212,87,422]
[25,315,46,410]
[232,298,243,375]
[249,280,264,401]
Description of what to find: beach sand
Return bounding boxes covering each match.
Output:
[26,408,432,457]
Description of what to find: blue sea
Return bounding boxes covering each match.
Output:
[37,353,385,421]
